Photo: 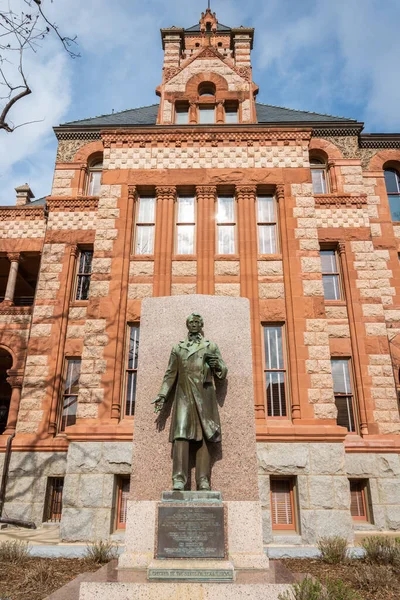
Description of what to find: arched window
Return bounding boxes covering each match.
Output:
[86,157,103,196]
[198,82,216,97]
[310,157,328,194]
[384,168,400,221]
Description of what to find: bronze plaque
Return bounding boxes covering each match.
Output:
[157,505,225,559]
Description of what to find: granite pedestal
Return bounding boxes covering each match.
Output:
[79,296,277,598]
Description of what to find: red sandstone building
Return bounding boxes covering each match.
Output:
[0,8,399,547]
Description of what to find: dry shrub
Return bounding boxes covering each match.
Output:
[352,563,397,593]
[84,540,118,564]
[0,540,30,563]
[317,536,348,564]
[279,576,361,600]
[361,536,400,565]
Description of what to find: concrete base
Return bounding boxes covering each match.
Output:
[79,582,293,599]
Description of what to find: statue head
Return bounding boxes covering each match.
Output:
[186,313,204,334]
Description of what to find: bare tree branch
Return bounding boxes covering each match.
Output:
[0,0,78,133]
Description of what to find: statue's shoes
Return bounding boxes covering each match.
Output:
[172,480,185,491]
[197,479,211,491]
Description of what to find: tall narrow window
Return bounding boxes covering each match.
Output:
[270,478,296,531]
[263,325,287,417]
[125,325,140,417]
[310,158,328,194]
[384,168,400,221]
[331,359,356,432]
[199,106,215,124]
[116,476,130,529]
[349,480,369,521]
[175,104,189,125]
[321,249,342,300]
[225,103,238,124]
[75,249,93,301]
[258,195,277,254]
[60,359,81,432]
[44,477,64,523]
[217,196,236,254]
[135,196,155,255]
[87,159,103,196]
[176,196,196,255]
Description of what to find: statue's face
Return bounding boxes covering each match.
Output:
[187,317,202,333]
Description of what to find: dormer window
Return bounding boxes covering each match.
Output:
[199,105,215,124]
[198,82,216,97]
[206,22,212,32]
[175,103,189,125]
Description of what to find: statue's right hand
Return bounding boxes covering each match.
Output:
[152,395,166,414]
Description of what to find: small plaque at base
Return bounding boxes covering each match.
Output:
[148,568,234,581]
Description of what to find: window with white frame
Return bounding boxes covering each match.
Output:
[125,325,140,417]
[75,249,93,301]
[59,358,81,432]
[320,249,342,300]
[216,196,236,254]
[263,325,288,417]
[87,159,103,196]
[310,157,328,194]
[257,195,278,254]
[135,196,156,255]
[384,168,400,221]
[176,196,196,255]
[331,358,356,432]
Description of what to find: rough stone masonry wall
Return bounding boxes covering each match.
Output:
[0,451,67,525]
[76,185,121,420]
[0,216,46,239]
[345,453,400,531]
[104,143,309,171]
[61,442,131,542]
[291,183,337,420]
[17,243,65,434]
[258,443,354,545]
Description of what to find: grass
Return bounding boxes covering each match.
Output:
[278,576,361,600]
[360,535,400,565]
[84,539,118,564]
[0,540,30,564]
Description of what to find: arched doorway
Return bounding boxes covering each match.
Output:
[0,349,12,435]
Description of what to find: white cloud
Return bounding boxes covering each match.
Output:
[1,0,400,205]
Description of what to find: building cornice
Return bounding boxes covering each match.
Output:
[360,133,400,148]
[0,206,45,221]
[46,197,99,212]
[54,129,102,141]
[101,127,312,147]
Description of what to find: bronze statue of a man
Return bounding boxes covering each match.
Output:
[153,313,227,491]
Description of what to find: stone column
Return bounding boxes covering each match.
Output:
[153,186,176,297]
[338,241,369,435]
[276,185,301,421]
[196,185,216,295]
[328,161,338,193]
[216,100,225,124]
[3,371,23,435]
[189,101,197,125]
[236,185,265,419]
[3,253,21,305]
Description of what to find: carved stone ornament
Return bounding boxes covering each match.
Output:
[0,207,44,222]
[47,197,99,212]
[56,139,89,162]
[314,194,368,208]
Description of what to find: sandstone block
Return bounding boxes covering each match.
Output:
[310,443,345,475]
[89,281,110,298]
[172,261,197,277]
[301,257,322,273]
[128,283,153,298]
[257,443,310,474]
[130,261,155,277]
[257,261,282,276]
[308,476,335,509]
[259,283,285,299]
[171,284,197,295]
[214,283,241,297]
[313,404,337,419]
[303,280,324,297]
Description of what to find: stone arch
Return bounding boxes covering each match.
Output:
[309,138,343,162]
[73,140,104,163]
[369,149,400,172]
[185,71,229,97]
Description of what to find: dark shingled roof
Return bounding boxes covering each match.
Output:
[30,197,46,206]
[185,22,231,32]
[61,102,357,128]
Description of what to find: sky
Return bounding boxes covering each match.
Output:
[1,0,400,205]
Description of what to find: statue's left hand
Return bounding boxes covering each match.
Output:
[152,395,166,414]
[208,358,219,370]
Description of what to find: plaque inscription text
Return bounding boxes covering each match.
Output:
[157,506,225,559]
